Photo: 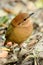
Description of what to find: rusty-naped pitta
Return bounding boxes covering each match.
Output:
[4,13,33,46]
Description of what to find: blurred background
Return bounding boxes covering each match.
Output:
[0,0,43,43]
[0,0,43,65]
[0,0,43,45]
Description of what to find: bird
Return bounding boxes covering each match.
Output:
[4,13,33,46]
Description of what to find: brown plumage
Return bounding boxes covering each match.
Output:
[4,13,33,46]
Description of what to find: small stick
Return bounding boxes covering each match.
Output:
[4,61,17,65]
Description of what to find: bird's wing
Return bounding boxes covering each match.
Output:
[5,25,13,38]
